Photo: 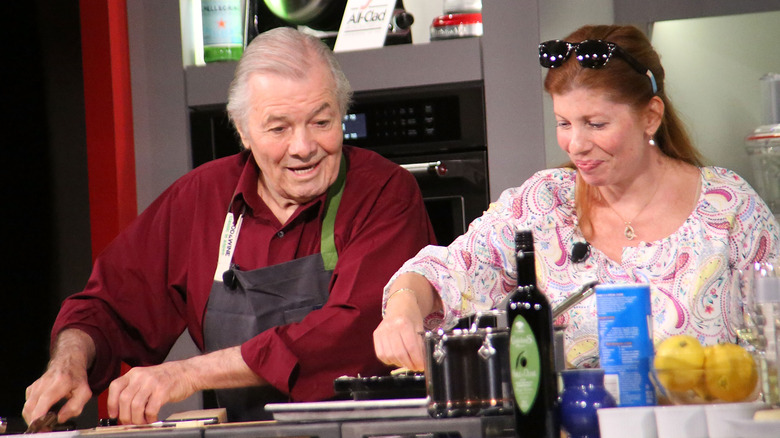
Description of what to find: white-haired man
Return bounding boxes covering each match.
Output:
[24,27,435,425]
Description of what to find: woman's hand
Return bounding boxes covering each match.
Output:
[373,273,442,372]
[373,289,427,371]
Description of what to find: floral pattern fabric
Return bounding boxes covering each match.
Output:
[384,167,779,368]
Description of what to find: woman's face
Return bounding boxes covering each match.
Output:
[552,88,655,188]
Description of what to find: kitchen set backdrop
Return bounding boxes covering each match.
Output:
[1,1,778,437]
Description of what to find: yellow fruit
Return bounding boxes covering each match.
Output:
[654,335,705,392]
[703,343,758,402]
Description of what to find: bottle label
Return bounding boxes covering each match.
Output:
[202,0,243,46]
[509,314,541,414]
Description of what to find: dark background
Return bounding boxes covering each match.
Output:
[1,1,92,432]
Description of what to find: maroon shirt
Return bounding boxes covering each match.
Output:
[53,146,435,401]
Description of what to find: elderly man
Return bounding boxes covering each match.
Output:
[23,27,434,425]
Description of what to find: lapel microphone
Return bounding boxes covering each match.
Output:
[571,241,591,263]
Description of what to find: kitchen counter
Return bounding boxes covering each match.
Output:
[4,414,515,437]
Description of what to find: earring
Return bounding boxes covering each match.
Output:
[649,138,656,146]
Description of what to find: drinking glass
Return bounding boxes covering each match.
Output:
[732,262,780,406]
[732,266,766,351]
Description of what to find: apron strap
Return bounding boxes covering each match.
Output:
[321,154,347,271]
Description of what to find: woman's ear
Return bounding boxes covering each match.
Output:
[645,96,664,138]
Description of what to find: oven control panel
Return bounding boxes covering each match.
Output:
[343,81,486,157]
[344,97,455,142]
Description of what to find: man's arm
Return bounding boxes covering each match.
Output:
[25,327,267,426]
[23,329,95,425]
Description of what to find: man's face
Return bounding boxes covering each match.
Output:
[239,62,343,213]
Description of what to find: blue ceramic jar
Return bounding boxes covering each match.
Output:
[558,368,617,438]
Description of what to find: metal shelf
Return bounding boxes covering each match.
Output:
[184,37,483,107]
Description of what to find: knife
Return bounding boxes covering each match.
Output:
[24,411,59,434]
[93,417,218,432]
[24,399,74,434]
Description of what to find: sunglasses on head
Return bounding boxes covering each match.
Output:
[539,39,658,95]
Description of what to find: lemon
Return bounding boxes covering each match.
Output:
[654,335,705,392]
[703,343,758,402]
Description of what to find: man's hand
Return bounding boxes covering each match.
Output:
[107,361,197,425]
[107,346,265,425]
[23,329,95,425]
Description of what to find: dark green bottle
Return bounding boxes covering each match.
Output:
[506,230,559,438]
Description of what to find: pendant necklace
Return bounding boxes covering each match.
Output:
[605,166,666,241]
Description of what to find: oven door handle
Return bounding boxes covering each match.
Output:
[400,159,485,186]
[401,161,445,176]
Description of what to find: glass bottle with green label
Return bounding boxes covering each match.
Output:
[507,230,559,438]
[201,0,244,63]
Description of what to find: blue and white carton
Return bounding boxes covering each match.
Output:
[596,283,656,407]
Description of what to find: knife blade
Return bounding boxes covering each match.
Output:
[24,398,73,434]
[24,411,58,434]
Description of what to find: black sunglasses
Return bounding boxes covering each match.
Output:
[539,39,658,95]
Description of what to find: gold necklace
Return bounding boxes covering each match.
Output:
[607,205,643,240]
[604,166,666,240]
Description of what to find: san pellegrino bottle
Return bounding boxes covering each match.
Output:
[201,0,244,63]
[507,230,559,438]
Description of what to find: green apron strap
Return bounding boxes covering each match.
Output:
[321,154,347,271]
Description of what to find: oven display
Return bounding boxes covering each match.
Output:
[342,113,368,140]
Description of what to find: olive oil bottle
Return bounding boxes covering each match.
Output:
[506,230,559,437]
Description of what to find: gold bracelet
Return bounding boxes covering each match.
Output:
[386,287,418,303]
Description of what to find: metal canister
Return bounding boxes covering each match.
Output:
[423,310,513,418]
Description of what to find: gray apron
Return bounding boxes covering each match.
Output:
[203,156,346,422]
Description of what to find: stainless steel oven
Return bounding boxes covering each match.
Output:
[189,80,489,246]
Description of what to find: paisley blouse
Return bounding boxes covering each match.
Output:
[384,167,779,368]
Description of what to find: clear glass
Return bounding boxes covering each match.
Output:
[734,262,780,406]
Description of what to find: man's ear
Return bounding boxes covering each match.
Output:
[236,126,250,150]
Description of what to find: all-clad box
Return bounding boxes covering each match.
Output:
[596,283,656,407]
